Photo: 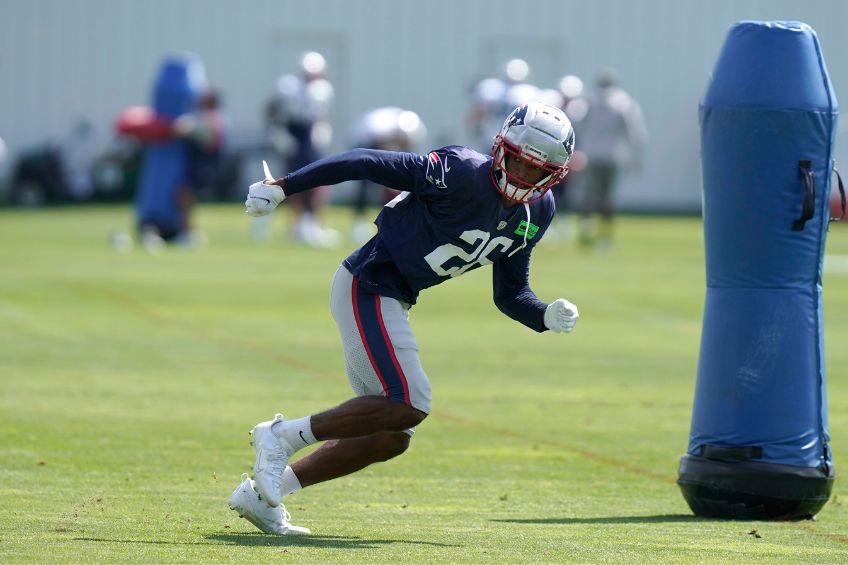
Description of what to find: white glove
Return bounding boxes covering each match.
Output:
[544,298,579,333]
[245,160,286,217]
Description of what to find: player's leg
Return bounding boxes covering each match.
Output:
[291,187,339,247]
[250,266,431,506]
[579,166,600,246]
[286,268,431,487]
[312,395,426,437]
[329,266,432,426]
[291,431,411,487]
[596,164,618,247]
[351,180,376,243]
[286,191,308,241]
[250,402,421,508]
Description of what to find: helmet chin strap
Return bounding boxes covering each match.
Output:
[492,161,533,257]
[507,203,531,257]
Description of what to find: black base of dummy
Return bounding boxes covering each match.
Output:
[677,455,834,520]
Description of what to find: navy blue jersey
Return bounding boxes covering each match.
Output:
[283,145,555,331]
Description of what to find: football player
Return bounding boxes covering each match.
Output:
[468,58,540,153]
[229,102,580,535]
[577,69,647,248]
[349,106,427,242]
[263,51,339,247]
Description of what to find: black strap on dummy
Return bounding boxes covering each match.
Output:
[830,165,845,222]
[701,444,763,462]
[792,160,815,231]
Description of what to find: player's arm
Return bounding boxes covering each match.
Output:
[286,148,422,193]
[245,149,423,216]
[492,251,579,334]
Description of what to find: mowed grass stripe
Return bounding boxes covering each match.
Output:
[62,273,676,485]
[1,205,847,563]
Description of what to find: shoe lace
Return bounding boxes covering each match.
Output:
[279,502,292,524]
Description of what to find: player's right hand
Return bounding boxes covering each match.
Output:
[245,160,286,217]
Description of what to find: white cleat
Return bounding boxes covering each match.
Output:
[141,226,166,255]
[228,474,311,536]
[250,413,293,507]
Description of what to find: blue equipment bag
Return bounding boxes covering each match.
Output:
[136,54,206,236]
[678,21,839,520]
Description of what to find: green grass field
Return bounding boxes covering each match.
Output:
[1,204,847,563]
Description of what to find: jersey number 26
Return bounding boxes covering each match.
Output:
[424,229,513,278]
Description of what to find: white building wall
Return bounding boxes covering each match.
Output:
[0,0,846,210]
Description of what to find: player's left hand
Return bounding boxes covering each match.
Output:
[245,161,286,217]
[544,298,579,333]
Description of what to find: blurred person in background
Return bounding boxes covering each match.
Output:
[169,87,228,248]
[116,87,225,251]
[467,58,540,153]
[181,88,228,206]
[544,74,589,241]
[115,54,210,253]
[230,102,580,535]
[349,106,427,243]
[576,69,647,249]
[263,51,339,247]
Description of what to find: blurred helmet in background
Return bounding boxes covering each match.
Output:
[504,82,541,110]
[471,77,507,107]
[396,110,427,149]
[353,107,427,151]
[300,51,327,80]
[538,87,565,109]
[504,58,531,83]
[558,74,584,101]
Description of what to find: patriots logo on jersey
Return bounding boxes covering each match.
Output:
[425,151,449,190]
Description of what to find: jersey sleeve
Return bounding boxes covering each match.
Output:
[491,194,556,332]
[282,146,468,199]
[492,251,548,332]
[282,148,426,195]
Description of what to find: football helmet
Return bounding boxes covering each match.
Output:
[491,102,575,203]
[300,51,327,80]
[504,58,531,83]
